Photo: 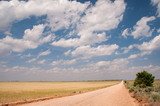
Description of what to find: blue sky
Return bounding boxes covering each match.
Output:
[0,0,160,81]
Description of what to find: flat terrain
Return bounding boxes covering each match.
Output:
[21,81,138,106]
[0,81,120,105]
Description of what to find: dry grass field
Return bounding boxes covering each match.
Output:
[0,81,120,105]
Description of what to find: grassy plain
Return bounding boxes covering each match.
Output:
[0,81,120,105]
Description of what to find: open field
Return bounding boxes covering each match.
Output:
[126,80,160,105]
[0,81,120,105]
[21,81,138,106]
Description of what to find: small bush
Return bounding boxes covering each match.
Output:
[134,71,155,87]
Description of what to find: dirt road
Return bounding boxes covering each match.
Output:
[21,81,138,106]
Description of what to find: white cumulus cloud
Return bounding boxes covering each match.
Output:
[0,24,53,55]
[125,35,160,59]
[137,34,160,52]
[52,0,126,47]
[131,16,155,39]
[0,0,89,31]
[69,44,119,59]
[122,16,155,39]
[151,0,160,17]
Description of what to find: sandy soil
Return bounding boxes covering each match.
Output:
[20,81,138,106]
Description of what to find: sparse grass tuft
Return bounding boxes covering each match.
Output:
[149,92,160,102]
[126,80,160,104]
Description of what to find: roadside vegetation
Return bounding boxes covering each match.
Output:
[125,71,160,105]
[0,81,120,105]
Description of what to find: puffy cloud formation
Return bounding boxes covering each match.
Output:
[66,44,119,59]
[93,58,129,71]
[151,0,160,17]
[122,16,155,39]
[137,34,160,52]
[52,32,107,47]
[126,35,160,59]
[128,52,150,59]
[131,16,155,38]
[1,58,160,81]
[52,0,126,47]
[0,0,89,31]
[0,24,53,55]
[1,0,160,81]
[0,0,125,57]
[79,0,125,31]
